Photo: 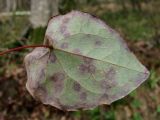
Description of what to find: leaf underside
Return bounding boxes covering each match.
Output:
[24,11,149,111]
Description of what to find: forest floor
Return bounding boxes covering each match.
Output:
[0,2,160,120]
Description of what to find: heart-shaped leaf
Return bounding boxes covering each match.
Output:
[24,11,149,111]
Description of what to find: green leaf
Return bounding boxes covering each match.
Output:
[132,113,143,120]
[131,99,142,109]
[147,70,159,89]
[24,11,150,111]
[157,105,160,113]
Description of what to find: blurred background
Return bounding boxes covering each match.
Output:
[0,0,160,120]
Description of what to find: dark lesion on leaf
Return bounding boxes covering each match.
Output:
[60,23,70,37]
[62,17,70,24]
[73,82,81,92]
[78,57,96,74]
[101,80,112,90]
[73,48,81,54]
[95,40,102,46]
[88,65,96,73]
[86,34,92,38]
[60,42,69,49]
[39,69,46,80]
[50,72,65,82]
[60,25,67,33]
[101,67,117,90]
[83,57,93,64]
[80,92,87,100]
[48,53,57,63]
[79,64,96,74]
[50,72,65,93]
[108,27,115,34]
[33,84,47,102]
[105,67,116,80]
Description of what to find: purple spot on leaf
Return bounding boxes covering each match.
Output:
[51,72,65,82]
[95,40,102,46]
[79,64,96,74]
[101,80,112,90]
[39,69,45,80]
[79,64,87,73]
[83,57,93,64]
[109,28,115,34]
[80,92,87,100]
[60,24,70,37]
[86,34,91,38]
[63,17,70,24]
[73,82,81,92]
[88,65,96,73]
[105,67,116,80]
[50,72,65,93]
[60,25,67,34]
[100,67,117,91]
[73,48,81,54]
[60,42,69,49]
[49,54,57,63]
[63,32,70,37]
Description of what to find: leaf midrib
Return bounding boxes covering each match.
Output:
[53,47,148,74]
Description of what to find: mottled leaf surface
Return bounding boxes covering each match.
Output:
[25,11,150,111]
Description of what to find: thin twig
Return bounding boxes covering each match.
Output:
[0,45,52,56]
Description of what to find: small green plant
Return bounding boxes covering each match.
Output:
[73,111,81,118]
[129,90,137,98]
[131,99,142,109]
[147,70,160,89]
[104,110,116,120]
[132,112,143,120]
[88,108,100,120]
[157,105,160,113]
[86,108,115,120]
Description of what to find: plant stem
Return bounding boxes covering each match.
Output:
[0,45,52,56]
